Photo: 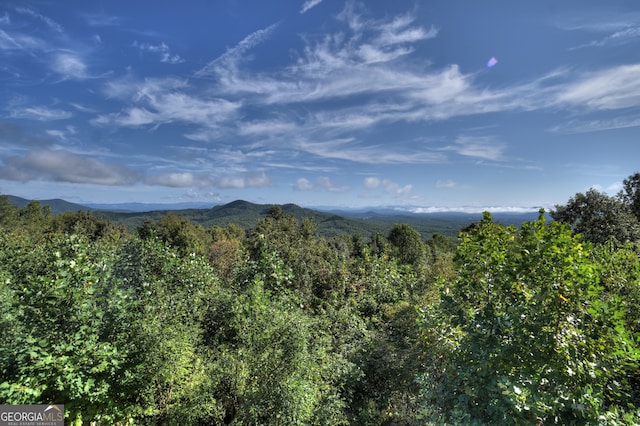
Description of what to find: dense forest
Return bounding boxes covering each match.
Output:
[1,173,639,425]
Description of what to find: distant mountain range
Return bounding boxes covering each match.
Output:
[4,195,545,239]
[5,195,97,215]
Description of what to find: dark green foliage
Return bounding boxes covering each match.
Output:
[137,212,213,257]
[419,212,640,424]
[95,199,490,239]
[552,187,640,244]
[50,210,125,241]
[0,233,220,423]
[388,223,425,267]
[0,195,18,228]
[1,188,638,424]
[619,172,640,221]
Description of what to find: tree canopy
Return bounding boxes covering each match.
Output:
[551,188,640,244]
[0,185,638,424]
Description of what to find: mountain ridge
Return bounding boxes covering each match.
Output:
[4,195,542,239]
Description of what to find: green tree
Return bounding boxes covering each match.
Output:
[387,223,425,267]
[137,212,213,258]
[17,200,52,236]
[619,172,640,221]
[0,232,222,424]
[419,212,639,424]
[209,224,246,283]
[551,188,640,244]
[50,211,124,241]
[0,195,18,228]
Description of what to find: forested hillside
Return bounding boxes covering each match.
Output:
[0,175,639,425]
[6,195,540,239]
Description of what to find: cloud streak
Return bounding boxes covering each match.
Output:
[0,149,138,185]
[90,2,640,180]
[15,7,63,33]
[132,41,185,64]
[10,106,72,121]
[146,171,271,189]
[301,0,323,14]
[194,23,279,78]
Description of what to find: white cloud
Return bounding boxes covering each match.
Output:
[555,64,640,110]
[301,0,323,14]
[146,172,212,187]
[291,4,434,78]
[436,179,457,189]
[237,119,298,136]
[551,115,640,133]
[76,3,640,187]
[363,177,412,196]
[98,77,241,131]
[294,177,313,190]
[195,23,279,78]
[409,206,541,214]
[298,137,445,164]
[45,125,76,141]
[607,181,623,193]
[0,149,138,185]
[83,13,122,27]
[51,52,89,80]
[132,40,185,64]
[317,176,348,192]
[0,29,43,51]
[10,106,72,121]
[15,7,63,33]
[364,177,381,189]
[573,26,640,49]
[212,172,271,189]
[103,76,188,100]
[449,135,505,161]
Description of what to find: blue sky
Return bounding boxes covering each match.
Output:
[1,0,640,211]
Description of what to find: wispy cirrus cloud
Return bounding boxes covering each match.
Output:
[45,125,77,141]
[132,40,185,64]
[296,137,445,165]
[551,115,640,134]
[0,28,45,51]
[572,26,640,49]
[194,23,279,78]
[96,76,241,131]
[557,11,640,50]
[83,13,122,27]
[435,179,457,189]
[90,1,640,181]
[447,135,506,161]
[301,0,323,14]
[15,7,63,33]
[51,52,87,79]
[0,6,108,84]
[10,106,72,121]
[554,63,640,110]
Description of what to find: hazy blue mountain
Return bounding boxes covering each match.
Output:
[84,201,216,212]
[6,195,94,215]
[5,194,545,239]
